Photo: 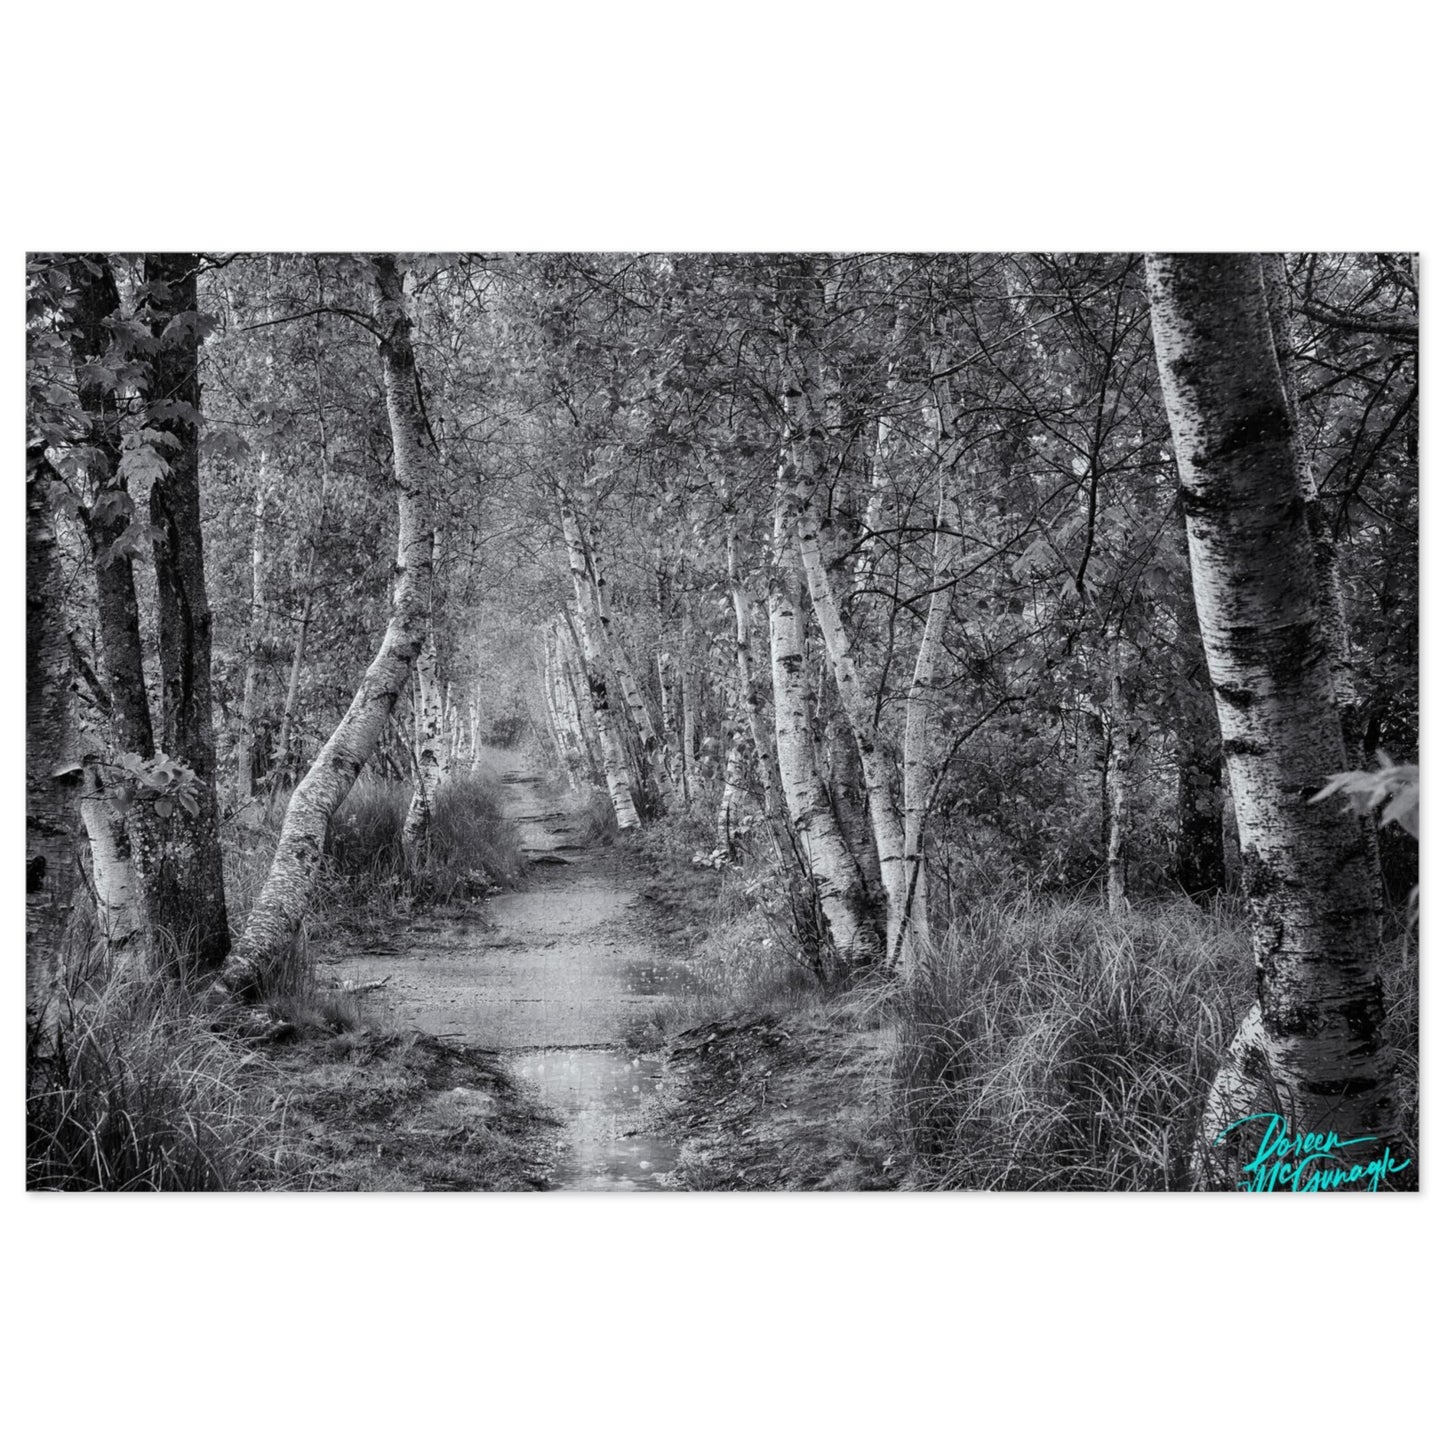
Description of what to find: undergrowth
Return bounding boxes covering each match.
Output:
[29,764,526,1192]
[886,895,1421,1191]
[26,955,282,1191]
[891,897,1255,1190]
[576,785,619,846]
[323,770,524,912]
[625,805,823,1047]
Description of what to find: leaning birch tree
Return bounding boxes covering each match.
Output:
[1145,252,1401,1182]
[214,254,437,999]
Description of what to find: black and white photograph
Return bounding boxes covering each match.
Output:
[24,249,1418,1194]
[8,6,1438,1439]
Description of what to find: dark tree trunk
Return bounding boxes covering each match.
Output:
[62,253,232,976]
[142,253,231,969]
[67,255,154,760]
[1172,548,1226,901]
[1175,732,1225,900]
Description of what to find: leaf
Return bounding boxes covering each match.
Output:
[1310,759,1418,839]
[1381,788,1419,840]
[154,797,174,818]
[149,400,201,427]
[92,490,134,527]
[75,362,119,392]
[117,443,170,490]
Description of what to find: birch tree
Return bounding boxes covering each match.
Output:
[214,254,437,999]
[25,442,82,1028]
[555,482,641,829]
[777,260,903,957]
[1145,252,1401,1181]
[768,311,884,977]
[401,625,446,869]
[44,253,233,975]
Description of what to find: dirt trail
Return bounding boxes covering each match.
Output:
[340,763,691,1190]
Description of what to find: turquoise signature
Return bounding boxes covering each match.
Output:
[1214,1113,1412,1192]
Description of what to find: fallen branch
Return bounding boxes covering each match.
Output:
[336,975,392,994]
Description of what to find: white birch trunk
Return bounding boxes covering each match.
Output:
[726,526,783,827]
[276,309,337,794]
[557,614,604,784]
[539,627,566,776]
[769,437,882,977]
[656,650,686,795]
[1146,252,1400,1181]
[79,766,147,977]
[539,631,570,775]
[546,619,590,786]
[556,487,640,829]
[781,281,907,960]
[237,262,277,805]
[275,587,310,793]
[236,475,269,802]
[1260,254,1359,741]
[715,693,752,855]
[1105,664,1135,916]
[898,455,965,965]
[402,628,445,869]
[854,307,908,591]
[213,254,437,999]
[589,525,674,808]
[680,625,702,804]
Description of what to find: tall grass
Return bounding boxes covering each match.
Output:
[321,769,523,914]
[428,771,524,890]
[226,768,525,936]
[577,786,619,846]
[1381,926,1419,1166]
[26,958,280,1191]
[891,897,1256,1190]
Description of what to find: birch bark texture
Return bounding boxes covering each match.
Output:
[26,445,82,1026]
[726,525,783,831]
[767,286,884,977]
[590,519,674,809]
[895,372,969,966]
[215,254,436,998]
[402,625,446,869]
[556,485,640,829]
[1145,253,1399,1179]
[237,256,276,803]
[274,308,335,790]
[779,257,913,965]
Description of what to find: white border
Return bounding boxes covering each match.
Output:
[3,3,1438,1438]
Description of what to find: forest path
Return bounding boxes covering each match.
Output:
[345,760,691,1190]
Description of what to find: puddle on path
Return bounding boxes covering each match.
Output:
[343,765,690,1191]
[511,1050,678,1191]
